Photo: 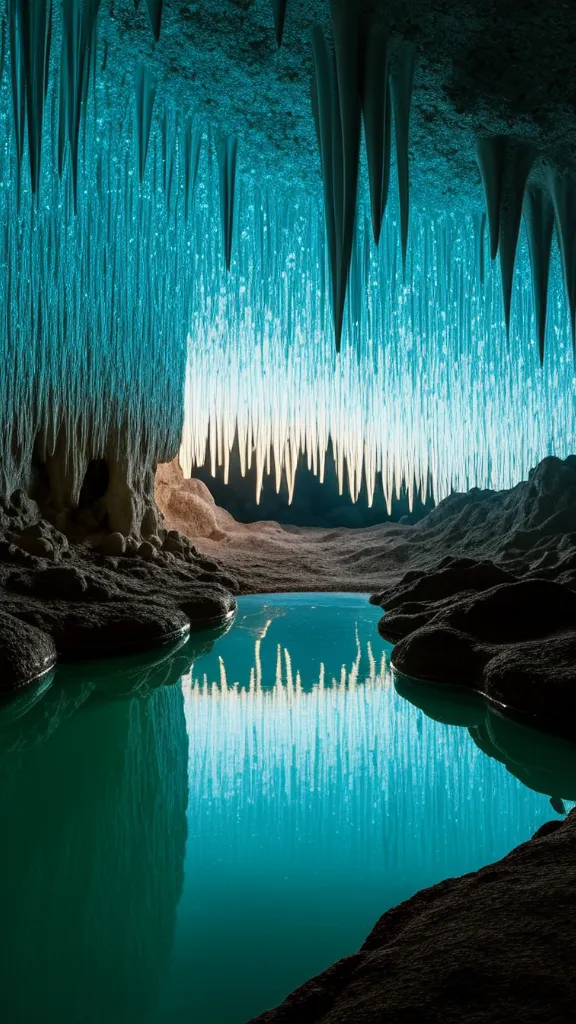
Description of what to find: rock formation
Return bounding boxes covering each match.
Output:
[249,811,576,1024]
[368,455,576,732]
[0,483,237,688]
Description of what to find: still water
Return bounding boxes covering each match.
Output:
[0,593,572,1023]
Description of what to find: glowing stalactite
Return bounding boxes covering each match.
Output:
[180,201,576,511]
[215,134,238,272]
[0,0,574,515]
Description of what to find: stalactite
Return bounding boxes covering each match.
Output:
[498,139,538,333]
[183,118,202,222]
[473,210,487,286]
[361,24,391,246]
[524,185,554,364]
[270,0,288,48]
[59,0,101,206]
[8,0,53,197]
[215,134,238,272]
[390,42,415,272]
[310,6,362,353]
[476,135,537,332]
[476,136,506,260]
[135,65,157,183]
[0,0,574,518]
[310,28,338,339]
[330,0,362,350]
[0,21,6,83]
[145,0,164,41]
[548,170,576,347]
[181,205,574,512]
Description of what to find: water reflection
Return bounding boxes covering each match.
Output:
[0,625,229,1024]
[0,596,571,1024]
[394,673,576,806]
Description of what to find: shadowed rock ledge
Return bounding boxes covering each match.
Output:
[0,487,238,689]
[249,812,576,1024]
[369,456,576,734]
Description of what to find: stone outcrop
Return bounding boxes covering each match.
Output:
[368,457,576,734]
[0,487,237,689]
[249,811,576,1024]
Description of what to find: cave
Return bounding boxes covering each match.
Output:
[1,0,576,1021]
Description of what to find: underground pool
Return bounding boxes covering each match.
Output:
[0,593,571,1024]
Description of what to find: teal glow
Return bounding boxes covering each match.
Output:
[0,594,568,1023]
[0,3,575,503]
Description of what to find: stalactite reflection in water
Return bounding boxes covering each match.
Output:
[179,597,559,874]
[0,678,189,1024]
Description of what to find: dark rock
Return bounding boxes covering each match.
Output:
[99,532,126,557]
[41,602,191,659]
[138,540,157,561]
[177,585,236,626]
[532,820,564,840]
[390,625,485,685]
[0,611,57,691]
[249,812,576,1024]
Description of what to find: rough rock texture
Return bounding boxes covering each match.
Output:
[158,455,576,595]
[249,811,576,1024]
[0,612,57,693]
[0,489,237,687]
[105,0,576,211]
[366,457,576,731]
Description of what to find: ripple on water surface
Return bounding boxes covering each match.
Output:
[0,593,571,1024]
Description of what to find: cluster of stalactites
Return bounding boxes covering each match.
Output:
[476,136,576,365]
[180,196,576,512]
[310,4,415,350]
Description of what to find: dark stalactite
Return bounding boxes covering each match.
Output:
[548,171,576,349]
[270,0,288,49]
[59,0,101,208]
[310,3,364,353]
[476,135,537,333]
[216,134,238,272]
[498,139,537,334]
[524,185,554,364]
[330,0,362,352]
[310,28,338,343]
[390,42,415,273]
[135,65,157,183]
[361,24,391,247]
[145,0,164,41]
[0,21,6,84]
[476,136,506,261]
[183,118,202,223]
[8,0,54,198]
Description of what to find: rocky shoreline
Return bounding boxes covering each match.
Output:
[0,488,237,689]
[249,811,576,1023]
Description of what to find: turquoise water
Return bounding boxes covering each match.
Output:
[0,592,571,1024]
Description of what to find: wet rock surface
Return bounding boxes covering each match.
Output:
[249,811,576,1024]
[0,612,57,692]
[0,493,237,686]
[367,457,576,732]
